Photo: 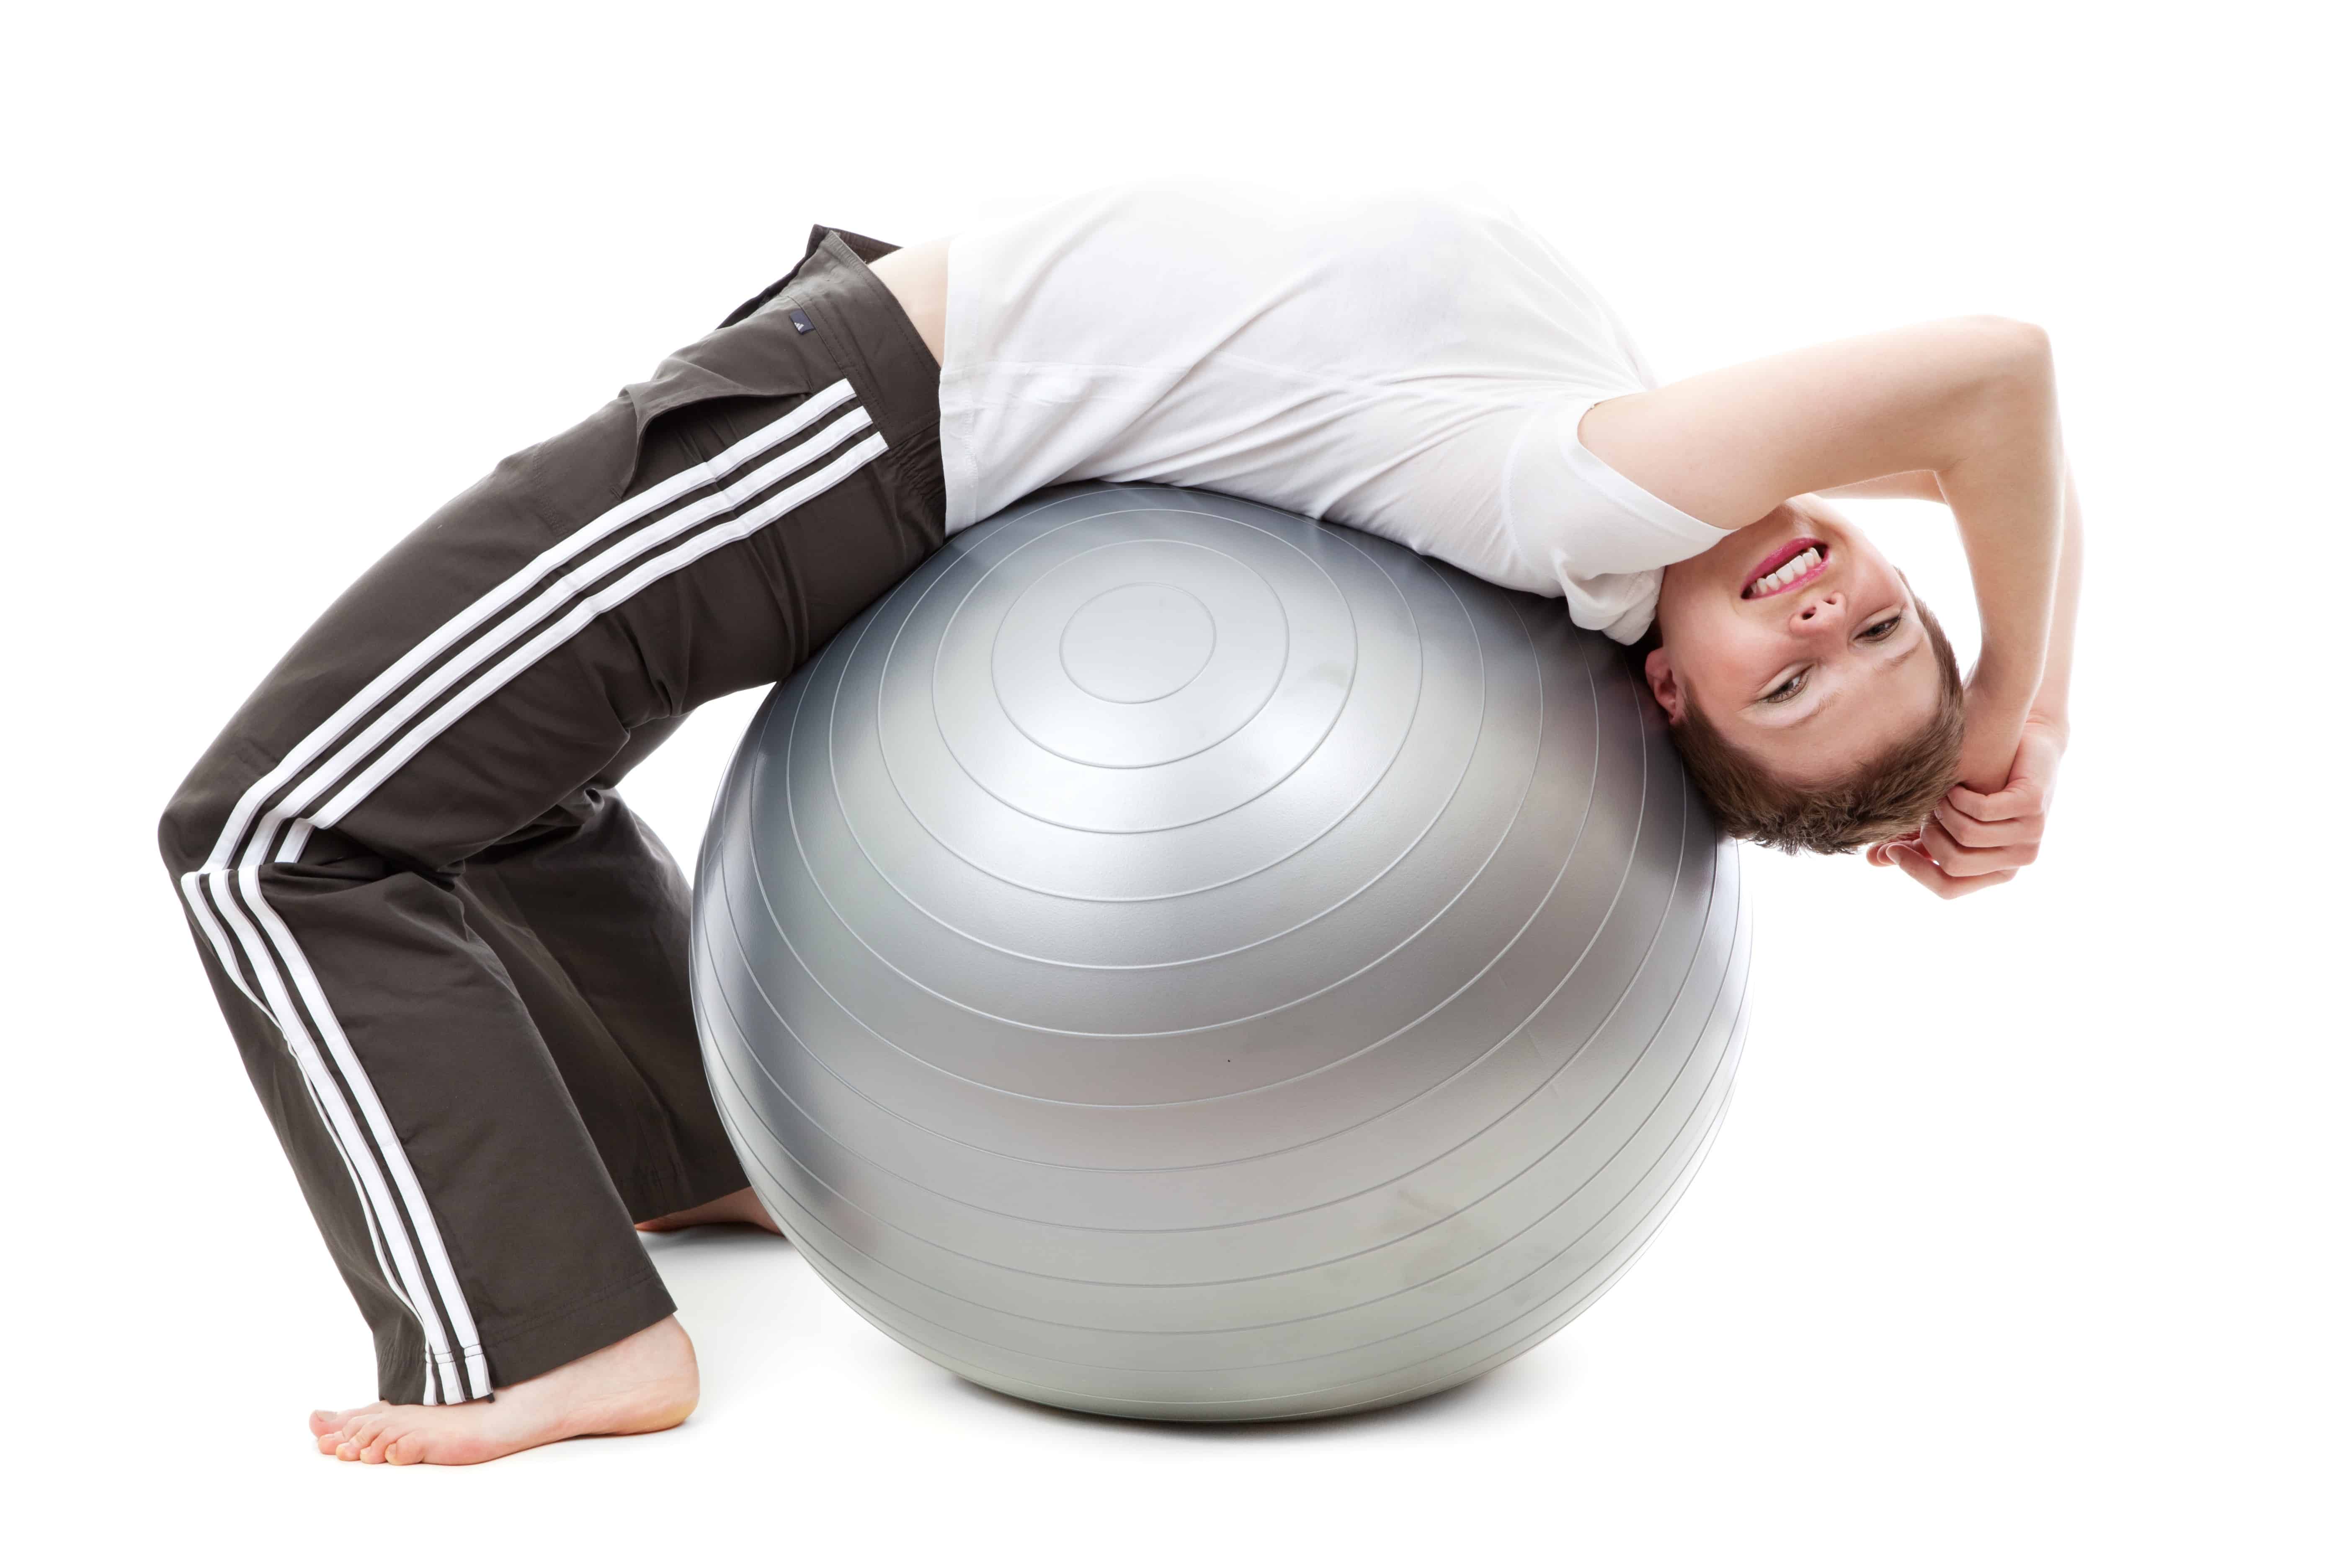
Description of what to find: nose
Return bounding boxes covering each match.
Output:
[1788,589,1846,636]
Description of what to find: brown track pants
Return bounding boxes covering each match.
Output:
[158,228,946,1403]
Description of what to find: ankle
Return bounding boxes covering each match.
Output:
[513,1318,698,1431]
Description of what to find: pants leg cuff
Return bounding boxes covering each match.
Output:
[474,1268,679,1395]
[670,1154,755,1218]
[619,1145,750,1225]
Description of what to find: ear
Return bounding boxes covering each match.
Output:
[1643,646,1687,724]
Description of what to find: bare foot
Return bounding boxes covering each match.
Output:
[635,1185,781,1235]
[307,1315,698,1466]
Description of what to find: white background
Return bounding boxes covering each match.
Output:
[4,2,2343,1563]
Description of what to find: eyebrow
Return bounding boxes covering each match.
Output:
[1774,637,1926,730]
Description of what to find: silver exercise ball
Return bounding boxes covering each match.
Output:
[690,482,1751,1421]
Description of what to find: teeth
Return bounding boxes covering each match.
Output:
[1751,547,1819,596]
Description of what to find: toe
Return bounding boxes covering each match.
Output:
[338,1404,384,1437]
[312,1400,383,1437]
[331,1403,385,1437]
[351,1413,397,1464]
[384,1431,426,1465]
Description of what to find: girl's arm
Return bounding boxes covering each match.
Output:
[1816,471,1948,503]
[2026,468,2081,736]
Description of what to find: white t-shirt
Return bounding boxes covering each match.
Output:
[936,177,1728,644]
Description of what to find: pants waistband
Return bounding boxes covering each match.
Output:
[720,227,944,526]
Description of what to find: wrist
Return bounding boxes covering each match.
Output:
[2024,705,2070,743]
[1964,664,2037,727]
[1966,639,2041,700]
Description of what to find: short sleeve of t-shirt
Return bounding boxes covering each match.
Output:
[1500,395,1732,644]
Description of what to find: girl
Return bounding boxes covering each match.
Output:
[162,176,2076,1465]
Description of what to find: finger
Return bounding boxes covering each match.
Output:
[1867,832,1924,867]
[1891,843,2018,900]
[1931,803,2042,851]
[1947,779,2045,823]
[1921,816,2039,875]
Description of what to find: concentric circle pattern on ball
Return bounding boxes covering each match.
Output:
[691,482,1752,1421]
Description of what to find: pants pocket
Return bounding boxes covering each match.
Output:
[618,308,825,491]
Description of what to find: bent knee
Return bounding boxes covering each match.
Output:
[158,755,243,880]
[159,787,214,881]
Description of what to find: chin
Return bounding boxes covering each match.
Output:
[1650,554,1720,645]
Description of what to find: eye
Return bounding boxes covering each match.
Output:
[1859,614,1903,642]
[1762,668,1808,704]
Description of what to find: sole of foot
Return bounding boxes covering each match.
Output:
[635,1185,781,1235]
[308,1315,699,1466]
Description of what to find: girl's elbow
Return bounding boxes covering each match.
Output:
[1957,314,2054,386]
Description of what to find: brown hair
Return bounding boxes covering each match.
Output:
[1664,598,1967,855]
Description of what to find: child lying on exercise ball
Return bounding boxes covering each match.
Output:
[163,175,2077,1465]
[892,178,2076,882]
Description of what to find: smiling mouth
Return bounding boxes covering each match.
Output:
[1743,537,1829,599]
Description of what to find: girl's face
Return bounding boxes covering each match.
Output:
[1647,497,1943,786]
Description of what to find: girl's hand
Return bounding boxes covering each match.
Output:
[1867,717,2066,898]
